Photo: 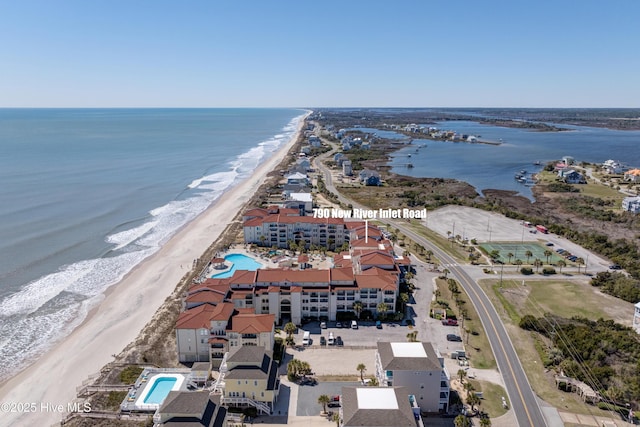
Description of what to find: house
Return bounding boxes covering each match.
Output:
[558,169,586,184]
[308,135,321,147]
[603,159,628,175]
[624,169,640,183]
[361,141,371,150]
[359,169,381,186]
[334,153,346,166]
[220,346,280,415]
[154,392,227,426]
[634,302,640,334]
[622,196,640,213]
[339,386,421,427]
[285,172,309,186]
[562,156,575,165]
[283,192,313,214]
[375,341,450,413]
[343,160,353,176]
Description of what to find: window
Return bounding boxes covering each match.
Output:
[254,381,258,386]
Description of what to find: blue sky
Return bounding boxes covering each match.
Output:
[1,0,638,108]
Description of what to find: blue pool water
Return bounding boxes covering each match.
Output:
[212,254,263,278]
[144,377,177,404]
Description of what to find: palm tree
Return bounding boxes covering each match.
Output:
[533,258,543,273]
[318,394,330,414]
[507,252,514,264]
[543,249,553,264]
[377,302,388,316]
[467,393,481,412]
[353,301,363,319]
[454,414,471,427]
[457,369,467,384]
[556,259,566,274]
[284,322,297,346]
[442,268,450,279]
[514,259,523,271]
[406,331,418,342]
[576,257,585,274]
[525,250,533,264]
[331,412,340,426]
[490,250,500,261]
[357,363,367,382]
[448,279,459,298]
[479,416,492,427]
[426,249,433,261]
[399,293,409,309]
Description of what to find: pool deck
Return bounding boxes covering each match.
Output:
[120,368,192,412]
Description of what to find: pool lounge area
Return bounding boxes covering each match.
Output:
[120,368,192,412]
[211,253,264,278]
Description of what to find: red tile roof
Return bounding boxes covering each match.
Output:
[229,313,275,334]
[330,267,355,282]
[354,274,397,291]
[256,269,330,284]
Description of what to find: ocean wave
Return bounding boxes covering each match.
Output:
[0,110,308,382]
[106,220,158,250]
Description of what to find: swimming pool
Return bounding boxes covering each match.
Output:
[212,253,263,278]
[138,374,185,406]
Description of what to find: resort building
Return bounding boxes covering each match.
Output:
[154,392,227,426]
[339,386,422,427]
[175,301,275,367]
[243,207,355,250]
[623,196,640,214]
[375,341,450,413]
[218,346,280,415]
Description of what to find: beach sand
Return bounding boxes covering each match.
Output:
[0,112,309,426]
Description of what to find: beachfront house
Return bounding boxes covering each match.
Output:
[339,386,422,427]
[220,346,280,415]
[308,135,321,147]
[283,192,313,214]
[603,159,628,175]
[154,392,227,426]
[375,341,450,413]
[623,196,640,213]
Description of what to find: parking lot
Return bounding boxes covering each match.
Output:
[295,381,359,416]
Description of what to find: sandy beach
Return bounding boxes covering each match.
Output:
[0,112,309,427]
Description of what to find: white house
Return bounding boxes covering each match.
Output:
[339,387,420,427]
[375,341,450,413]
[634,302,640,334]
[622,196,640,213]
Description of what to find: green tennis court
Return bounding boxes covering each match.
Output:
[479,242,563,264]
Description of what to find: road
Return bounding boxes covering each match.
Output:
[312,134,548,427]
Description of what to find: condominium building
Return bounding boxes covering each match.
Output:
[375,342,450,413]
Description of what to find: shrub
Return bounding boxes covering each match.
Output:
[520,267,534,275]
[542,267,556,275]
[119,366,144,384]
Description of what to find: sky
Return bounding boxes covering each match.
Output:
[1,0,639,108]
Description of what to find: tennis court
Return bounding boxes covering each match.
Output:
[479,242,563,264]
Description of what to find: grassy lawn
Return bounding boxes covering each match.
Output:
[406,222,470,263]
[478,278,624,417]
[467,379,509,419]
[434,279,496,369]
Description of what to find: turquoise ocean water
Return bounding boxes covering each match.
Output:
[0,108,305,381]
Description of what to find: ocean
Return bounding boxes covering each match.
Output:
[0,108,306,381]
[387,121,640,200]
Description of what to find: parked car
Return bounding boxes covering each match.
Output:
[328,401,341,408]
[336,336,344,346]
[320,336,326,346]
[441,318,458,326]
[351,320,358,329]
[320,321,327,329]
[446,334,462,342]
[545,242,554,246]
[331,395,340,402]
[568,256,578,261]
[335,322,342,328]
[609,264,622,270]
[376,320,382,329]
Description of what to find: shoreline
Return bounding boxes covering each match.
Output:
[0,111,310,426]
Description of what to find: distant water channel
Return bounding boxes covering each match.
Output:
[378,121,640,200]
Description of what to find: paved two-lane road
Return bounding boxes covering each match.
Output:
[312,137,548,427]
